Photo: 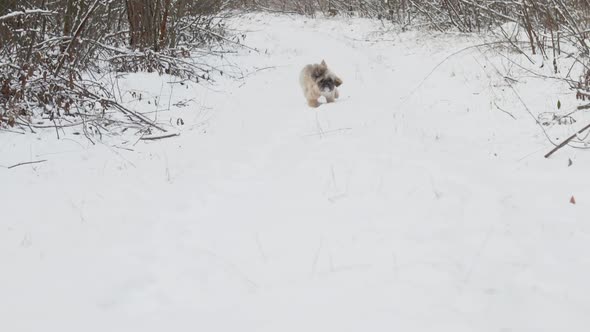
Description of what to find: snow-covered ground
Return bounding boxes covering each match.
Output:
[2,13,590,332]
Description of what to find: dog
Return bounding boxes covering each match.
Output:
[299,60,342,108]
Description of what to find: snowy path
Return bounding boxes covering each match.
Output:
[2,13,590,332]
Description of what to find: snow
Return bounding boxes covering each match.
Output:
[2,13,590,332]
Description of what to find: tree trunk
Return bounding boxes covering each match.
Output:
[159,0,171,49]
[127,0,159,50]
[62,0,75,51]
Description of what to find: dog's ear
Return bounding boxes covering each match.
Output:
[334,76,343,87]
[321,60,327,67]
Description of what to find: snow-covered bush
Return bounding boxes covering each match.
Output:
[0,0,235,134]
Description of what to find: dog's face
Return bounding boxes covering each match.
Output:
[317,77,335,93]
[312,60,342,93]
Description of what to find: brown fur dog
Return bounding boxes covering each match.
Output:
[299,60,343,108]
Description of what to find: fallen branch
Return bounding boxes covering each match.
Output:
[8,160,48,169]
[101,99,167,132]
[544,122,590,158]
[66,79,167,132]
[140,133,180,141]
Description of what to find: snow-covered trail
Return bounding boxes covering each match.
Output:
[2,13,590,332]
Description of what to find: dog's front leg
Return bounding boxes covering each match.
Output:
[308,99,320,107]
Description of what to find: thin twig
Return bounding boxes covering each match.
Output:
[493,101,517,120]
[8,160,47,169]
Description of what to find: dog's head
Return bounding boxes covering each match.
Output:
[312,60,342,93]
